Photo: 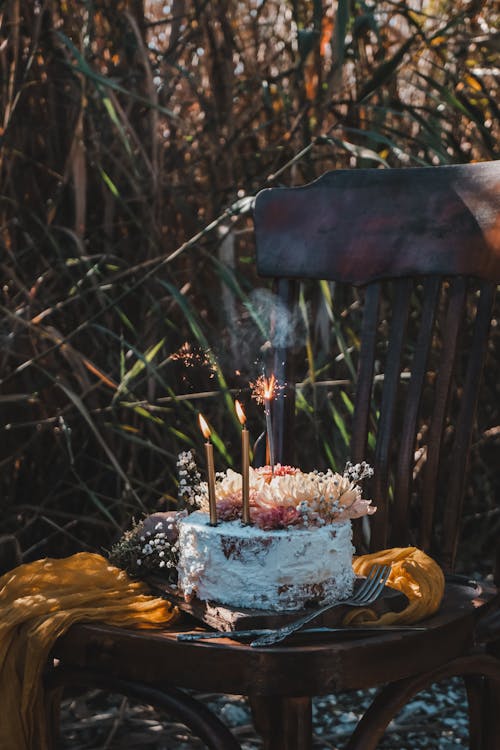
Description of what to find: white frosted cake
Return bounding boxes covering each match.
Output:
[175,461,376,612]
[177,511,355,610]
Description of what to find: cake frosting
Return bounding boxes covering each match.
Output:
[177,510,355,610]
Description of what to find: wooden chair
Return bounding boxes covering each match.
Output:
[48,161,500,749]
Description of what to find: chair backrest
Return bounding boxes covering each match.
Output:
[254,161,500,574]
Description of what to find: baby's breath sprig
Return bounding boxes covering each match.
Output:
[343,461,374,483]
[108,512,183,581]
[177,450,204,511]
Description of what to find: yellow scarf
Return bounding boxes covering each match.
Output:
[0,553,177,750]
[0,547,444,750]
[347,546,445,625]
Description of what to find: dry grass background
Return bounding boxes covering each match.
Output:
[1,0,499,568]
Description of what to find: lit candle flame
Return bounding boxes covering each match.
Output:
[235,399,247,426]
[198,413,211,440]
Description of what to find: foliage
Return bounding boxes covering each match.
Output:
[0,0,498,565]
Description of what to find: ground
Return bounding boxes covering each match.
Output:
[60,678,468,749]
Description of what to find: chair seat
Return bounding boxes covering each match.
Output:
[51,581,498,697]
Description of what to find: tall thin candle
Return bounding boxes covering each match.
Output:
[198,413,217,525]
[235,400,250,524]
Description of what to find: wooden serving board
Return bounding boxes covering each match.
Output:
[147,576,409,632]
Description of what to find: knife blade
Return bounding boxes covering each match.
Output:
[177,625,427,642]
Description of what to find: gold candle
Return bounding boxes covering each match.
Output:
[198,413,217,525]
[235,400,250,524]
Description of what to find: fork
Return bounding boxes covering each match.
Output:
[250,563,391,647]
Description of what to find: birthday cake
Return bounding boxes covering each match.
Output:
[109,456,376,612]
[176,460,376,611]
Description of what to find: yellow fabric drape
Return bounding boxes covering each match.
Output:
[0,552,178,750]
[345,546,445,625]
[0,546,444,750]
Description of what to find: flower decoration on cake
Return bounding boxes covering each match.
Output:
[193,460,375,530]
[108,511,185,581]
[177,450,204,509]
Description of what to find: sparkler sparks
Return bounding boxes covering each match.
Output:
[171,343,216,375]
[250,374,284,404]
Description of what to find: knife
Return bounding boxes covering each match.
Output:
[177,625,427,642]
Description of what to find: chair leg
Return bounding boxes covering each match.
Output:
[345,654,500,750]
[250,695,313,750]
[44,682,63,750]
[463,675,484,750]
[45,666,241,750]
[481,676,500,750]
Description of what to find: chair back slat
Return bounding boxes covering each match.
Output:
[391,277,441,548]
[420,278,468,552]
[370,279,412,551]
[350,283,381,465]
[441,281,497,570]
[271,279,298,467]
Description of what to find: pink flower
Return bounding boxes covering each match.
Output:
[250,505,301,530]
[216,495,242,521]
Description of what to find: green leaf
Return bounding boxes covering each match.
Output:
[102,96,133,158]
[120,338,165,389]
[131,405,164,425]
[100,169,120,198]
[327,401,350,447]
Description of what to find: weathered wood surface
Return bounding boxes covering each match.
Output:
[146,577,408,632]
[255,161,500,285]
[52,582,495,696]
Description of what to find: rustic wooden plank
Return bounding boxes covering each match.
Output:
[147,577,407,632]
[255,161,500,286]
